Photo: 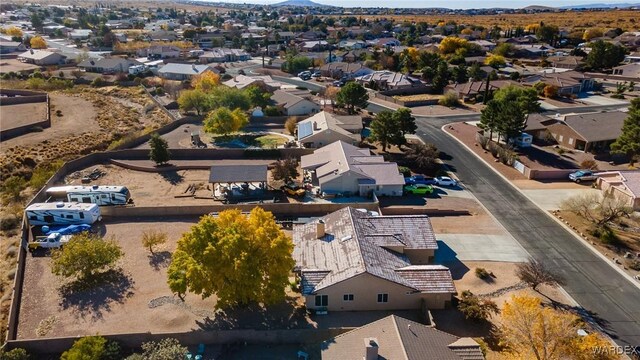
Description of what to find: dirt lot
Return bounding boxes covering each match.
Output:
[0,102,48,132]
[0,59,39,74]
[1,93,98,150]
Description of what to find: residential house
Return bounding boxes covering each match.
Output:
[624,52,640,64]
[596,171,640,211]
[297,111,362,148]
[194,31,225,48]
[515,44,553,58]
[371,37,401,47]
[521,70,595,95]
[42,25,69,36]
[342,49,370,63]
[223,75,282,91]
[299,30,325,41]
[276,31,296,43]
[68,29,92,40]
[445,80,519,102]
[293,206,455,312]
[320,62,373,79]
[147,30,178,42]
[271,89,320,116]
[548,56,583,70]
[157,63,218,81]
[357,71,428,93]
[339,40,367,50]
[0,39,26,54]
[524,113,554,140]
[78,57,140,74]
[17,49,66,66]
[301,141,405,197]
[105,19,132,29]
[544,111,627,153]
[199,48,250,63]
[321,315,484,360]
[136,45,181,59]
[615,32,640,50]
[471,39,496,51]
[612,63,640,79]
[301,40,329,52]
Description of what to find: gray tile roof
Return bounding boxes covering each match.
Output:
[18,50,64,60]
[158,63,216,76]
[294,207,452,295]
[78,57,139,69]
[563,111,627,142]
[321,315,484,360]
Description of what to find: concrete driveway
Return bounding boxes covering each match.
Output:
[521,188,602,211]
[435,234,529,263]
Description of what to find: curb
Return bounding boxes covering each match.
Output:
[441,123,640,291]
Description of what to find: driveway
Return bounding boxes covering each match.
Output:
[521,188,602,211]
[435,235,529,262]
[578,94,629,106]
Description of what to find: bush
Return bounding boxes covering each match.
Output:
[458,290,499,322]
[397,166,411,177]
[475,267,490,279]
[29,160,64,190]
[1,176,27,201]
[598,225,620,245]
[580,159,598,170]
[627,259,640,271]
[91,77,107,87]
[438,91,460,107]
[0,217,20,231]
[0,348,30,360]
[264,105,282,116]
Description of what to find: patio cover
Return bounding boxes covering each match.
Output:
[209,164,268,183]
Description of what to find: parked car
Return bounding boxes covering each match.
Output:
[332,80,345,87]
[311,71,321,78]
[435,176,458,187]
[404,184,434,195]
[298,71,312,80]
[569,170,598,183]
[404,175,437,185]
[281,183,306,197]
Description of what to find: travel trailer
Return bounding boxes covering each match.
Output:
[25,202,102,225]
[46,185,131,206]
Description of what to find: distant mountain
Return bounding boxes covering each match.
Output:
[559,2,640,8]
[273,0,329,7]
[523,5,557,10]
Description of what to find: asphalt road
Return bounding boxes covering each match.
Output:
[414,119,640,350]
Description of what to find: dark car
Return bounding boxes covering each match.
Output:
[404,175,437,185]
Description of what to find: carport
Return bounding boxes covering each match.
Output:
[209,164,268,202]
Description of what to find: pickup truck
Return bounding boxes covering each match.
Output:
[569,170,598,183]
[28,232,72,252]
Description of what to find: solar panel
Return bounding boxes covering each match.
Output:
[298,121,313,140]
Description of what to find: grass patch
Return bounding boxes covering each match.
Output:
[212,133,288,149]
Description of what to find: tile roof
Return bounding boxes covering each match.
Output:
[301,141,404,187]
[321,315,484,360]
[297,111,362,140]
[271,89,316,109]
[158,63,216,76]
[293,207,452,295]
[562,111,627,142]
[18,49,64,60]
[223,74,282,89]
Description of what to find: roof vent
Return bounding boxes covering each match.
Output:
[364,338,379,360]
[92,185,99,189]
[55,202,64,208]
[316,219,325,239]
[341,235,352,242]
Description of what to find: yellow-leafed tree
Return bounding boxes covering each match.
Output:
[167,208,295,308]
[583,28,604,41]
[191,70,220,92]
[2,26,23,38]
[203,107,249,136]
[485,54,506,68]
[499,294,620,360]
[30,36,47,49]
[439,37,469,55]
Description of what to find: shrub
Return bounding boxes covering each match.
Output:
[580,159,598,170]
[142,230,167,254]
[0,217,21,231]
[397,166,411,177]
[264,105,281,116]
[438,91,460,107]
[458,290,499,322]
[29,160,64,190]
[598,225,620,245]
[475,267,490,279]
[627,259,640,271]
[0,348,30,360]
[1,176,27,201]
[556,148,566,155]
[91,77,107,87]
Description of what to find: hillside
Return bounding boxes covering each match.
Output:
[273,0,329,7]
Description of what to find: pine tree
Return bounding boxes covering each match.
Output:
[611,98,640,163]
[149,133,171,165]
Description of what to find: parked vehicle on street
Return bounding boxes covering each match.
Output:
[311,71,321,78]
[404,184,434,195]
[332,80,345,87]
[435,176,458,187]
[281,183,306,197]
[28,232,72,252]
[569,170,598,183]
[298,71,312,80]
[404,175,437,185]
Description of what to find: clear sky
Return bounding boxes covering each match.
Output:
[207,0,637,9]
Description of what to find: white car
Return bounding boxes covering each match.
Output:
[435,176,458,187]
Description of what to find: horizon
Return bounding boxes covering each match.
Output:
[197,0,638,9]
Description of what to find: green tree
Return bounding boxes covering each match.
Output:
[30,13,43,30]
[206,86,251,111]
[336,82,369,114]
[451,63,468,84]
[369,110,404,151]
[177,89,208,115]
[458,290,499,322]
[126,338,187,360]
[272,157,299,184]
[203,107,249,136]
[610,98,640,163]
[498,100,527,143]
[468,62,484,81]
[149,133,171,166]
[142,230,167,254]
[493,85,540,115]
[431,61,450,94]
[586,40,626,71]
[243,85,270,108]
[493,43,516,57]
[536,24,559,45]
[479,99,501,142]
[405,142,439,172]
[283,54,312,74]
[0,348,30,360]
[167,208,295,308]
[60,336,120,360]
[51,233,123,281]
[394,107,417,137]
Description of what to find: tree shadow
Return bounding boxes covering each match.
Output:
[519,146,578,169]
[160,170,184,185]
[59,269,135,320]
[148,251,172,271]
[544,300,613,337]
[195,297,311,331]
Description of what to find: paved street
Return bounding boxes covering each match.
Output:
[414,118,640,348]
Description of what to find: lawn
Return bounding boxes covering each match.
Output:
[209,134,288,149]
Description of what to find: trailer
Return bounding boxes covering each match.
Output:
[46,185,131,206]
[25,202,101,226]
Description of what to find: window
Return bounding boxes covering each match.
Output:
[558,135,564,142]
[343,294,354,301]
[377,294,388,303]
[66,215,73,219]
[568,137,574,145]
[101,194,107,198]
[315,295,328,307]
[79,212,84,219]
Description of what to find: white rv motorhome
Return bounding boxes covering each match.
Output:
[46,185,131,206]
[25,202,102,226]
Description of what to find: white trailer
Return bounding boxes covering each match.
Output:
[25,202,102,226]
[46,185,131,206]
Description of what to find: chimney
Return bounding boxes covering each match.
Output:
[316,219,325,239]
[313,121,319,130]
[364,338,379,360]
